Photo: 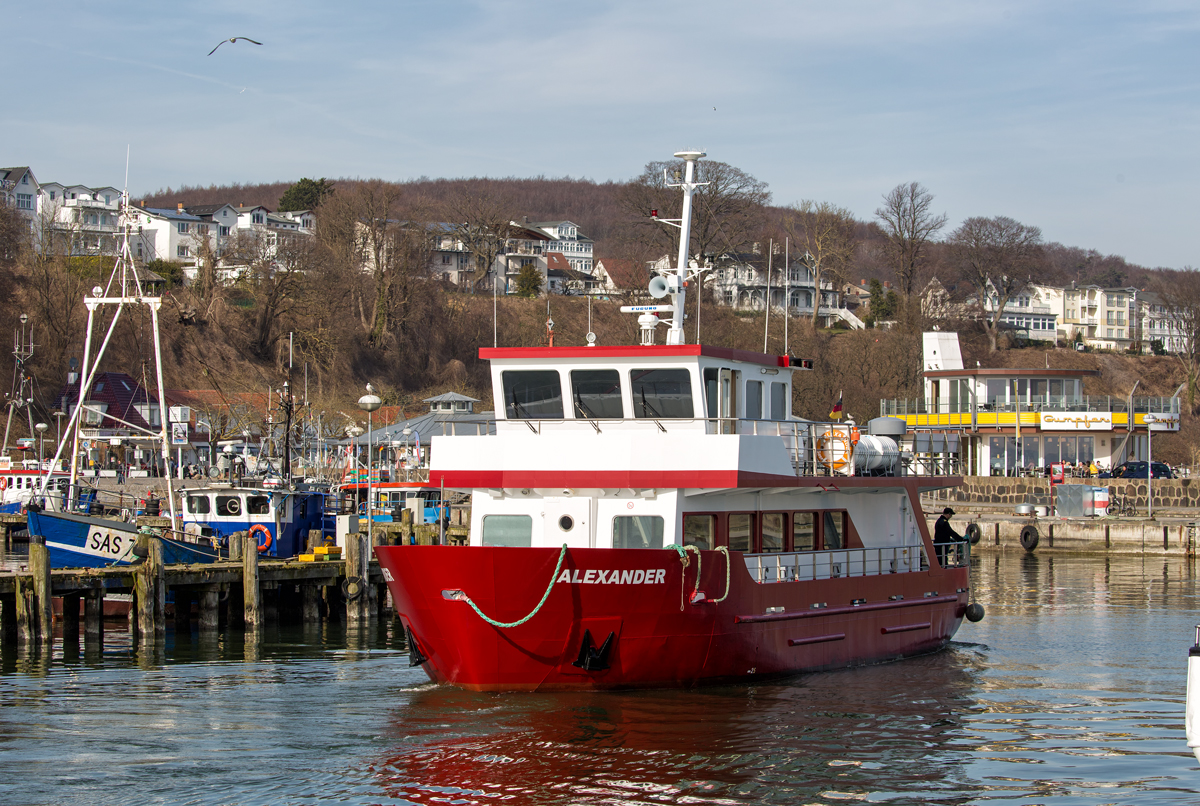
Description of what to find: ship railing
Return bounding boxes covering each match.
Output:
[744,543,930,584]
[479,417,960,478]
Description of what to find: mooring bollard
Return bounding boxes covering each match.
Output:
[344,532,371,625]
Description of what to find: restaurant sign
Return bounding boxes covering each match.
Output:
[1040,412,1112,431]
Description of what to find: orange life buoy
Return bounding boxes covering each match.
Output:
[0,477,7,491]
[251,523,273,553]
[816,430,852,470]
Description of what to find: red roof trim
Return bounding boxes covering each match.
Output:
[479,345,788,367]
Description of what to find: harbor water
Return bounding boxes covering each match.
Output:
[2,552,1199,805]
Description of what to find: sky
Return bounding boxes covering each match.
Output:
[6,0,1200,268]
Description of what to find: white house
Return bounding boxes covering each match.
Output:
[531,220,593,274]
[0,166,38,219]
[35,182,122,255]
[130,204,215,266]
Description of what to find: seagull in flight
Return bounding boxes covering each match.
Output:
[208,37,263,56]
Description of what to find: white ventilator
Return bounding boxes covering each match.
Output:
[1187,627,1200,763]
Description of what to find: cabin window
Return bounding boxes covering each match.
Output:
[746,381,763,419]
[630,369,693,419]
[728,513,754,552]
[248,496,270,515]
[216,495,242,516]
[188,495,211,514]
[793,512,815,551]
[824,511,844,550]
[762,513,784,552]
[481,515,532,547]
[501,370,563,419]
[612,515,664,549]
[570,369,623,418]
[771,383,788,421]
[683,514,715,550]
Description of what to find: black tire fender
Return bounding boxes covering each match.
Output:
[965,602,985,622]
[1020,524,1040,551]
[342,575,364,601]
[965,522,982,545]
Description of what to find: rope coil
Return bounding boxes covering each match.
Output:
[458,544,568,629]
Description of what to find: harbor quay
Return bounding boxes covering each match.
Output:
[922,475,1200,556]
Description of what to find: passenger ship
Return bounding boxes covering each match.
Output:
[374,150,977,691]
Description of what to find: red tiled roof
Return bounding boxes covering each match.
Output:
[595,258,645,291]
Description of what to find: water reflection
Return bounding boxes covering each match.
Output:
[1,554,1199,805]
[375,646,987,805]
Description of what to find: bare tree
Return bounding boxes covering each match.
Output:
[618,159,770,267]
[441,188,516,291]
[784,201,858,328]
[1157,268,1200,412]
[874,182,947,298]
[226,228,313,360]
[947,216,1046,353]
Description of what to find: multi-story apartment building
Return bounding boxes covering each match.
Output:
[982,284,1060,342]
[32,182,123,255]
[706,250,863,328]
[530,220,592,274]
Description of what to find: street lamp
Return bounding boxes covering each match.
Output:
[357,389,382,541]
[35,422,47,466]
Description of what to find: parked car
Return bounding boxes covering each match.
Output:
[1111,461,1175,479]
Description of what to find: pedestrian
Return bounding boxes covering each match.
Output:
[933,506,964,566]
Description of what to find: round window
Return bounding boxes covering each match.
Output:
[558,515,574,531]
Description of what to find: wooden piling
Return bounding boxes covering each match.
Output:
[84,591,103,644]
[14,575,33,645]
[302,584,321,623]
[242,533,261,630]
[29,538,52,645]
[198,587,219,631]
[136,537,166,644]
[308,529,323,552]
[345,532,370,625]
[62,592,81,642]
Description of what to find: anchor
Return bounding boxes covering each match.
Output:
[571,629,615,672]
[406,626,427,667]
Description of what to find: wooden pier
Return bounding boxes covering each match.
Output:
[0,531,402,649]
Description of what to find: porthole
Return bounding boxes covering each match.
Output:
[558,515,574,531]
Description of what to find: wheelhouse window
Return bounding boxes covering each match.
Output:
[683,514,714,550]
[630,369,693,419]
[482,515,532,547]
[248,496,270,515]
[216,495,242,516]
[188,495,211,514]
[569,369,623,419]
[728,513,754,552]
[612,515,664,549]
[771,382,788,421]
[502,370,563,419]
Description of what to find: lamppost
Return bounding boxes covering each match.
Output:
[358,388,382,541]
[402,427,412,480]
[35,422,47,466]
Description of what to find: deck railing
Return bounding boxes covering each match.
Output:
[743,543,936,584]
[453,417,960,478]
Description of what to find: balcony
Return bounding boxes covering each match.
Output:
[880,396,1178,417]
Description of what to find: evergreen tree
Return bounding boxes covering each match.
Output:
[277,178,334,212]
[514,265,543,297]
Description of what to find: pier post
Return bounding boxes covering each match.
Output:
[14,575,32,646]
[174,588,193,634]
[230,531,244,561]
[242,533,261,630]
[62,592,81,643]
[29,537,52,646]
[84,590,103,644]
[198,587,219,632]
[308,529,323,552]
[136,537,166,644]
[302,584,320,623]
[1,593,16,646]
[345,532,370,625]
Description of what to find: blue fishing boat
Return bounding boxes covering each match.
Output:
[178,482,327,557]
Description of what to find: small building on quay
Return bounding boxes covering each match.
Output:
[880,333,1180,476]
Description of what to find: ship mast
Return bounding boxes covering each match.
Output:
[38,184,179,526]
[622,149,707,346]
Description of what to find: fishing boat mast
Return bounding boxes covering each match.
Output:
[37,184,178,525]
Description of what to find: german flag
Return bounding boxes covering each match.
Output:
[829,391,843,421]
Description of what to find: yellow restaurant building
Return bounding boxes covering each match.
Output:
[879,333,1180,476]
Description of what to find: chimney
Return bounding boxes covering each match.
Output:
[177,202,183,212]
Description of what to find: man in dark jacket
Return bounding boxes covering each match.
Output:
[933,506,963,566]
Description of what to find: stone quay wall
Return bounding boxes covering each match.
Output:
[925,514,1199,557]
[923,476,1200,511]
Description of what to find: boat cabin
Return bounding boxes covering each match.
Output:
[180,486,325,556]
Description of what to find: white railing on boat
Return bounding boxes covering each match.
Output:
[444,418,961,478]
[743,543,939,583]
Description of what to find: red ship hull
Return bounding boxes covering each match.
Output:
[375,545,970,691]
